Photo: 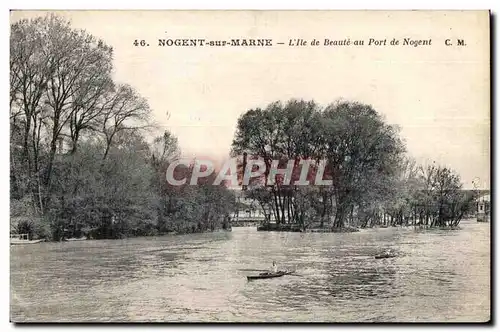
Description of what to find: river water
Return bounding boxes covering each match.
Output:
[10,219,490,322]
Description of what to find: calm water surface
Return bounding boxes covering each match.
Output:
[11,219,490,322]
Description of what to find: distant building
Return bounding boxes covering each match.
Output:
[230,188,269,222]
[477,194,490,222]
[232,189,265,220]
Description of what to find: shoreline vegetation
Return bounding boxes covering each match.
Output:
[10,15,478,242]
[12,221,468,244]
[255,223,464,233]
[10,15,235,242]
[229,99,478,236]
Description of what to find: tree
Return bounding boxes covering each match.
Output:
[232,99,324,226]
[68,68,114,154]
[317,101,405,228]
[10,16,57,213]
[41,16,113,191]
[10,14,234,240]
[10,14,115,212]
[231,99,406,230]
[151,130,180,165]
[427,165,474,227]
[100,84,153,160]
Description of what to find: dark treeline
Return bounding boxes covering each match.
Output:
[10,15,234,240]
[231,100,477,231]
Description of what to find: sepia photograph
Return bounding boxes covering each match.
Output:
[9,10,490,323]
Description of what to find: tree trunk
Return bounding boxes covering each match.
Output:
[272,188,281,224]
[334,203,346,229]
[70,130,80,154]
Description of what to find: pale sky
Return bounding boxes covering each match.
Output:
[11,11,490,189]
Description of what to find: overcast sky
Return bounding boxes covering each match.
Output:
[11,10,490,189]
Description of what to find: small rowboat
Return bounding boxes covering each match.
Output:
[10,239,44,245]
[10,233,45,245]
[247,270,294,280]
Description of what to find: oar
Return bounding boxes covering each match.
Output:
[288,272,304,277]
[285,269,304,277]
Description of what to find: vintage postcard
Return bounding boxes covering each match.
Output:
[9,10,490,323]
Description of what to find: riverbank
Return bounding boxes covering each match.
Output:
[256,222,471,233]
[28,220,471,243]
[256,223,360,233]
[23,227,233,243]
[231,220,261,227]
[305,226,360,233]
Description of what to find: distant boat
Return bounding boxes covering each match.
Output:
[10,233,44,245]
[66,237,87,241]
[375,251,397,259]
[247,270,295,280]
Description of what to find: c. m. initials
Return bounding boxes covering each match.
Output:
[445,38,467,46]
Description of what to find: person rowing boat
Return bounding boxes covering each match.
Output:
[246,262,297,280]
[259,261,279,276]
[375,249,397,259]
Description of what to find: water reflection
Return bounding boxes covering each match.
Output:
[11,219,489,322]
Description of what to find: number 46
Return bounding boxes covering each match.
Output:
[133,40,147,47]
